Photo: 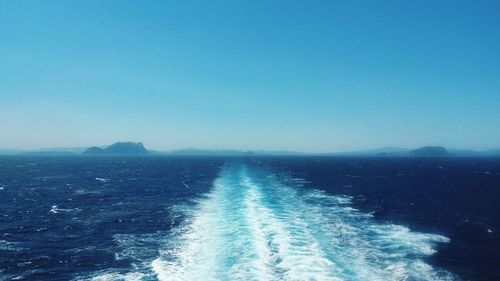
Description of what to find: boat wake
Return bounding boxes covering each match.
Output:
[151,163,455,281]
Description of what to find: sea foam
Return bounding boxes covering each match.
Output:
[151,163,455,281]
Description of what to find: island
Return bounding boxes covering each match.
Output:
[407,146,448,157]
[82,142,150,156]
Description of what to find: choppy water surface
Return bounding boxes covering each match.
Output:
[1,156,499,280]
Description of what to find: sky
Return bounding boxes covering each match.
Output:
[1,0,499,152]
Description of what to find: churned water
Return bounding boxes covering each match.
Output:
[0,156,499,280]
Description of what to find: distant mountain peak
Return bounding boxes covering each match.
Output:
[83,142,150,155]
[408,146,448,157]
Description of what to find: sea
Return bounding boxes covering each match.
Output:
[0,156,499,281]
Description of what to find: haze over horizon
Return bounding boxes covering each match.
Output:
[2,142,500,155]
[1,1,500,152]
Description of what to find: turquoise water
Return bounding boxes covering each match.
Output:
[152,163,453,281]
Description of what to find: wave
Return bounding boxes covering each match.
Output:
[0,240,24,251]
[151,163,455,281]
[49,205,81,214]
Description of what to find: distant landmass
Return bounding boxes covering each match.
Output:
[83,142,150,156]
[407,146,448,157]
[1,143,500,157]
[165,148,256,156]
[160,148,303,156]
[354,146,449,157]
[327,146,499,157]
[20,151,77,156]
[332,147,408,156]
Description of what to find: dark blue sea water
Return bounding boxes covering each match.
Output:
[0,156,499,281]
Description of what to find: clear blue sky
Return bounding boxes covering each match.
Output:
[1,1,499,152]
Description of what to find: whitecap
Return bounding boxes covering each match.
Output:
[49,205,81,214]
[95,177,110,183]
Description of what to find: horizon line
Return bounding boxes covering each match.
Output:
[1,144,500,155]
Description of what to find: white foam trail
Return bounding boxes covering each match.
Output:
[240,170,340,281]
[152,163,455,281]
